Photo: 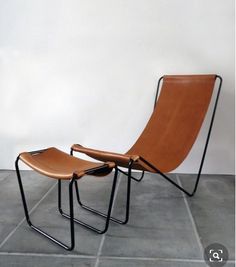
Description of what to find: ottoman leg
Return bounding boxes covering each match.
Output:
[58,168,119,234]
[15,156,75,251]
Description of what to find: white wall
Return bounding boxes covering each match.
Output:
[0,0,234,174]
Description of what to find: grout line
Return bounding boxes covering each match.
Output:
[0,171,14,183]
[0,252,206,262]
[0,252,96,259]
[101,256,234,264]
[0,181,57,249]
[100,255,206,263]
[94,172,123,267]
[2,251,235,263]
[176,174,204,254]
[93,232,105,267]
[0,173,11,182]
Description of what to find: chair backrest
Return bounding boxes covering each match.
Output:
[128,75,217,173]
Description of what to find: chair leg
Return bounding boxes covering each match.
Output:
[58,168,119,234]
[15,156,75,251]
[158,171,200,197]
[118,168,145,182]
[71,163,132,225]
[138,156,202,197]
[131,171,145,182]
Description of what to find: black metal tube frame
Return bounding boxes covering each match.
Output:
[58,167,120,233]
[118,168,145,182]
[15,156,75,251]
[15,155,120,250]
[69,151,134,225]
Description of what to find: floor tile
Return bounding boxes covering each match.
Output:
[0,171,55,244]
[0,224,101,255]
[101,173,203,259]
[0,170,13,182]
[0,173,116,255]
[0,254,95,267]
[0,170,234,266]
[179,174,235,260]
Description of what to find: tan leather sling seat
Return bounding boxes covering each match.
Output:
[72,75,218,174]
[19,147,115,179]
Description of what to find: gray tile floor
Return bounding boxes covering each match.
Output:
[0,170,234,267]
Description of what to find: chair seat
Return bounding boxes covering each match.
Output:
[19,147,115,180]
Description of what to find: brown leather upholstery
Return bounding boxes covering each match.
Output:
[72,74,217,173]
[71,145,155,172]
[19,147,115,180]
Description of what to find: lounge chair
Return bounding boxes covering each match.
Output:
[71,74,222,224]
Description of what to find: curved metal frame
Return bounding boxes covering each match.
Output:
[69,151,134,225]
[15,153,120,250]
[58,168,119,233]
[118,168,145,182]
[15,156,75,251]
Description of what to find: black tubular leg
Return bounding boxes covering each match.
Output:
[189,75,223,196]
[15,156,75,251]
[69,161,133,225]
[132,171,145,182]
[118,168,145,182]
[68,178,75,250]
[154,76,163,109]
[138,156,206,197]
[58,167,119,233]
[124,161,132,223]
[15,157,32,226]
